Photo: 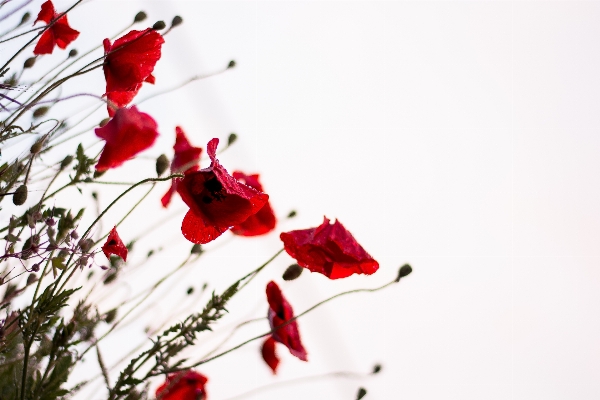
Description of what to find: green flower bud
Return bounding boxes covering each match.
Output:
[228,60,236,69]
[134,11,147,23]
[68,49,78,58]
[23,57,35,69]
[171,16,183,27]
[153,20,166,30]
[227,132,237,146]
[396,264,412,282]
[357,388,367,400]
[32,106,48,119]
[60,155,73,170]
[156,154,169,176]
[12,185,27,206]
[282,263,303,281]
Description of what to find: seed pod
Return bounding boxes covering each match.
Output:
[282,263,303,281]
[152,20,166,30]
[156,154,169,176]
[134,11,147,23]
[171,16,183,27]
[23,57,35,69]
[12,185,27,205]
[60,155,73,170]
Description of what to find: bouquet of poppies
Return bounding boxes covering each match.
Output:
[0,1,412,399]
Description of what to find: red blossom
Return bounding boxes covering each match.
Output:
[94,106,159,171]
[261,281,307,373]
[101,227,127,261]
[280,217,379,279]
[103,29,164,116]
[230,172,276,236]
[177,138,269,244]
[33,0,79,55]
[155,370,208,400]
[161,126,203,208]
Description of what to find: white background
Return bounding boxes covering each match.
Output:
[6,1,600,399]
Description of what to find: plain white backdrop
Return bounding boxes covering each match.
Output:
[7,1,600,399]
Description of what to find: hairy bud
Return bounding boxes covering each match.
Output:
[23,57,35,69]
[134,11,147,23]
[227,132,237,146]
[60,155,73,170]
[156,154,169,176]
[282,263,303,281]
[171,16,183,27]
[395,264,412,282]
[12,185,27,206]
[153,20,166,30]
[20,12,31,26]
[357,388,367,400]
[30,139,44,154]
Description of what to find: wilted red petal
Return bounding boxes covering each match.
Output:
[231,172,276,236]
[161,127,202,208]
[266,281,308,362]
[261,337,280,374]
[94,106,159,171]
[33,1,79,55]
[34,0,55,24]
[280,217,379,279]
[155,370,208,400]
[177,138,268,244]
[103,29,164,114]
[102,226,127,261]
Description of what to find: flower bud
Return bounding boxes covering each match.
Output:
[282,263,303,281]
[395,264,412,282]
[190,244,203,255]
[134,11,147,23]
[12,185,27,206]
[27,274,37,285]
[20,12,31,26]
[186,286,194,295]
[32,107,48,119]
[78,238,94,253]
[228,60,236,69]
[23,57,35,69]
[70,230,79,239]
[31,263,40,272]
[99,117,110,127]
[68,49,78,58]
[171,16,183,27]
[227,132,237,146]
[357,388,367,400]
[153,20,166,30]
[60,155,73,170]
[372,364,382,374]
[287,210,297,218]
[104,309,117,323]
[156,154,169,176]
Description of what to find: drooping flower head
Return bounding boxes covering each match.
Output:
[101,227,127,261]
[230,172,276,236]
[155,370,208,400]
[94,106,159,171]
[161,126,203,208]
[103,29,164,116]
[261,281,307,374]
[280,217,379,279]
[33,0,80,55]
[177,138,269,244]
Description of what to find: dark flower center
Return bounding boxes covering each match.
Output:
[108,239,117,246]
[201,177,225,203]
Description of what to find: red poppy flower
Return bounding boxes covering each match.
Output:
[103,29,164,116]
[176,138,269,244]
[161,126,203,208]
[261,281,307,374]
[94,106,159,171]
[101,227,127,261]
[155,370,208,400]
[280,217,379,279]
[33,0,80,55]
[230,172,276,236]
